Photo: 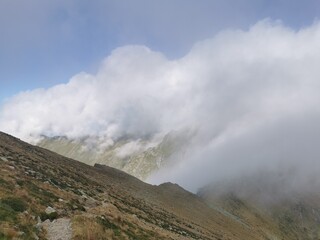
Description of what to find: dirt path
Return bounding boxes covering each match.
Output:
[42,218,72,240]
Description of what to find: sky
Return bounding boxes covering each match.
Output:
[1,0,320,192]
[1,0,320,102]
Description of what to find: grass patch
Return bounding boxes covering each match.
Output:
[124,228,153,240]
[67,199,86,212]
[1,197,27,212]
[0,178,13,190]
[97,216,119,230]
[0,202,17,221]
[72,216,108,240]
[0,232,10,240]
[49,178,68,189]
[22,182,59,204]
[40,211,58,221]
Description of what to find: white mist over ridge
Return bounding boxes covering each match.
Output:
[2,20,320,191]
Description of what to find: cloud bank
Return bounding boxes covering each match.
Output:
[2,20,320,191]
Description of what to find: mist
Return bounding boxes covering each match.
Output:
[1,20,320,192]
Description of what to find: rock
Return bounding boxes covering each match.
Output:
[35,222,42,231]
[43,219,51,224]
[32,233,40,240]
[58,198,64,202]
[84,197,98,208]
[41,218,72,240]
[0,156,8,162]
[45,206,57,215]
[17,231,25,236]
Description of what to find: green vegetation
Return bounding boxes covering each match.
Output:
[67,199,86,211]
[49,178,64,188]
[0,232,9,240]
[0,178,13,190]
[97,216,119,230]
[96,216,159,240]
[0,198,37,240]
[40,211,58,221]
[21,181,59,204]
[0,202,17,221]
[1,197,27,212]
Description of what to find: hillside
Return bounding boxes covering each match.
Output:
[198,173,320,240]
[0,131,270,240]
[37,130,191,180]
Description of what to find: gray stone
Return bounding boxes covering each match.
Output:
[0,156,8,162]
[45,206,57,215]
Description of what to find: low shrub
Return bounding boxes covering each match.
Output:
[0,202,16,221]
[39,211,58,221]
[97,216,119,230]
[1,197,27,212]
[0,231,10,240]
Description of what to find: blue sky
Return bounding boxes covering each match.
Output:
[0,0,319,103]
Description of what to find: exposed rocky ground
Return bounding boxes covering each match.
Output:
[41,218,72,240]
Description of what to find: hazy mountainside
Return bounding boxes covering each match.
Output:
[0,131,276,240]
[198,172,320,240]
[37,130,191,180]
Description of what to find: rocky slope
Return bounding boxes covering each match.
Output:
[0,131,271,240]
[37,130,192,180]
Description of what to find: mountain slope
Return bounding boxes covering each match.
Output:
[0,131,267,240]
[198,173,320,240]
[37,130,191,181]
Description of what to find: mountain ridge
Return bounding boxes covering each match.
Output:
[37,130,192,181]
[0,131,265,240]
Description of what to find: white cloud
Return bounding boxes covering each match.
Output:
[2,20,320,191]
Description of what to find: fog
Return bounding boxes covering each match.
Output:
[1,20,320,192]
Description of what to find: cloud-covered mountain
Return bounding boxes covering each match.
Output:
[2,20,320,192]
[37,130,192,180]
